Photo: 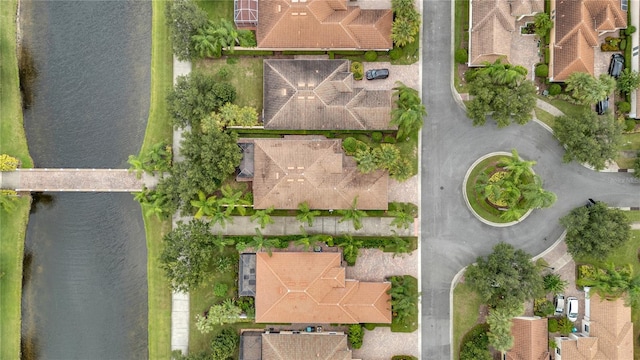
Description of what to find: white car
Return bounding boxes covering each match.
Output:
[554,294,565,316]
[567,297,579,322]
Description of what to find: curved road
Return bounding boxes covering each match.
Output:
[420,1,640,359]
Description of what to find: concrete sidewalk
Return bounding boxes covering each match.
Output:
[173,215,418,237]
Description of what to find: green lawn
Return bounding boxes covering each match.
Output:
[140,2,174,359]
[195,57,263,110]
[452,281,483,360]
[453,0,469,91]
[534,107,555,128]
[0,1,34,358]
[196,0,233,22]
[621,133,640,151]
[539,97,588,118]
[574,212,640,356]
[464,155,511,223]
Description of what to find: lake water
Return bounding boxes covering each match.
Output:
[20,1,152,358]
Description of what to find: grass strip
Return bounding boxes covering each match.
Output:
[452,281,482,360]
[0,1,34,358]
[534,107,555,128]
[141,2,174,359]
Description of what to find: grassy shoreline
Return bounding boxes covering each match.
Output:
[140,2,174,359]
[0,0,34,358]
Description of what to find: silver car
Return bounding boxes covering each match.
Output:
[567,297,579,322]
[554,294,565,316]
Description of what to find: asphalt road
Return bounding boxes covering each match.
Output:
[420,1,640,359]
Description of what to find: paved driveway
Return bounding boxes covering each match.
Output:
[421,1,640,359]
[361,62,420,90]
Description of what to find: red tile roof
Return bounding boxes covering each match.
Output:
[506,317,549,360]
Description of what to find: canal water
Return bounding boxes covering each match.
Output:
[20,1,151,358]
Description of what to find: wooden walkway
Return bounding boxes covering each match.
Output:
[0,169,158,192]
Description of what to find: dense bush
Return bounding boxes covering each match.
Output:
[625,119,637,132]
[633,152,640,178]
[389,47,403,60]
[535,63,549,77]
[548,318,558,332]
[617,101,631,113]
[363,323,376,331]
[213,283,228,297]
[459,324,491,360]
[626,25,637,35]
[455,48,468,64]
[621,39,627,50]
[383,135,397,144]
[533,298,555,317]
[557,316,574,335]
[342,137,370,155]
[364,51,378,62]
[351,61,364,80]
[371,131,383,142]
[0,154,20,171]
[348,324,364,349]
[210,328,239,360]
[544,48,550,64]
[549,83,562,96]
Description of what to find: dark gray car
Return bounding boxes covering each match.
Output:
[608,54,624,78]
[366,68,389,80]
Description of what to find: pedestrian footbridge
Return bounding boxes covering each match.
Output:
[0,168,157,192]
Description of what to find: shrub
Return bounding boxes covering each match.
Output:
[392,356,418,360]
[389,47,403,60]
[557,316,574,335]
[364,51,378,62]
[210,328,239,360]
[621,39,627,50]
[548,318,558,332]
[328,51,335,59]
[0,154,20,171]
[544,48,550,64]
[351,61,364,80]
[634,152,640,178]
[383,135,397,144]
[216,66,231,80]
[549,83,562,96]
[617,101,631,113]
[626,25,637,35]
[533,298,555,317]
[342,137,358,154]
[363,323,376,331]
[348,324,364,349]
[455,48,468,64]
[371,131,383,142]
[213,283,228,297]
[459,324,491,360]
[535,63,549,77]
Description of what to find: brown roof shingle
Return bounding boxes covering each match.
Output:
[509,0,545,16]
[261,333,353,360]
[469,0,516,66]
[263,59,393,130]
[551,0,627,81]
[247,137,388,210]
[257,0,392,49]
[254,252,392,324]
[506,317,549,360]
[588,294,634,359]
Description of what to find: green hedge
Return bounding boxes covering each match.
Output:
[223,50,274,56]
[281,50,326,55]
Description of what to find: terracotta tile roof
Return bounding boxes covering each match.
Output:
[254,252,392,324]
[256,0,392,49]
[246,137,388,210]
[551,0,627,81]
[261,333,353,360]
[506,317,549,360]
[263,59,393,130]
[558,337,603,359]
[509,0,544,16]
[588,294,634,359]
[469,0,516,66]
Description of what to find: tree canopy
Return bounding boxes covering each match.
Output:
[553,109,623,170]
[560,202,631,260]
[465,242,543,307]
[616,68,640,94]
[166,0,209,60]
[565,72,616,105]
[467,61,537,127]
[160,219,215,292]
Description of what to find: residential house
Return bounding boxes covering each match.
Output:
[245,252,391,324]
[549,0,627,82]
[505,317,550,360]
[237,136,388,210]
[262,59,393,130]
[246,0,393,50]
[468,0,544,66]
[239,331,358,360]
[554,290,633,359]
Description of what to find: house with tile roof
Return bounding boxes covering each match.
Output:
[251,252,391,324]
[239,331,356,360]
[250,0,393,50]
[506,317,550,360]
[468,0,544,66]
[554,290,633,359]
[262,59,393,130]
[549,0,627,82]
[238,136,388,210]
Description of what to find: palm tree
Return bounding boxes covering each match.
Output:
[296,201,321,227]
[209,205,233,228]
[218,185,250,216]
[146,141,171,171]
[578,263,638,301]
[338,234,363,264]
[391,82,426,141]
[212,19,240,56]
[521,176,557,209]
[391,17,415,47]
[251,206,275,229]
[294,226,325,251]
[372,144,400,171]
[498,149,536,185]
[389,204,415,230]
[190,191,217,219]
[355,149,377,173]
[390,231,412,257]
[246,228,280,256]
[338,197,368,231]
[479,60,527,86]
[543,273,568,294]
[191,24,218,58]
[212,233,234,253]
[127,154,145,179]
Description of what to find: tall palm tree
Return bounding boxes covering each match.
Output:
[338,197,368,231]
[391,82,426,141]
[338,234,363,264]
[390,231,411,257]
[480,60,527,86]
[372,144,401,171]
[498,149,536,185]
[251,206,275,229]
[218,185,250,216]
[355,149,377,173]
[209,205,233,228]
[127,154,145,179]
[146,141,171,171]
[391,17,415,47]
[296,201,321,227]
[247,228,280,256]
[190,191,217,219]
[521,176,557,209]
[294,226,325,251]
[191,24,218,58]
[212,233,234,253]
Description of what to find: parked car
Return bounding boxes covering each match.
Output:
[365,68,389,80]
[596,97,609,115]
[554,294,565,316]
[567,297,579,322]
[608,54,624,78]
